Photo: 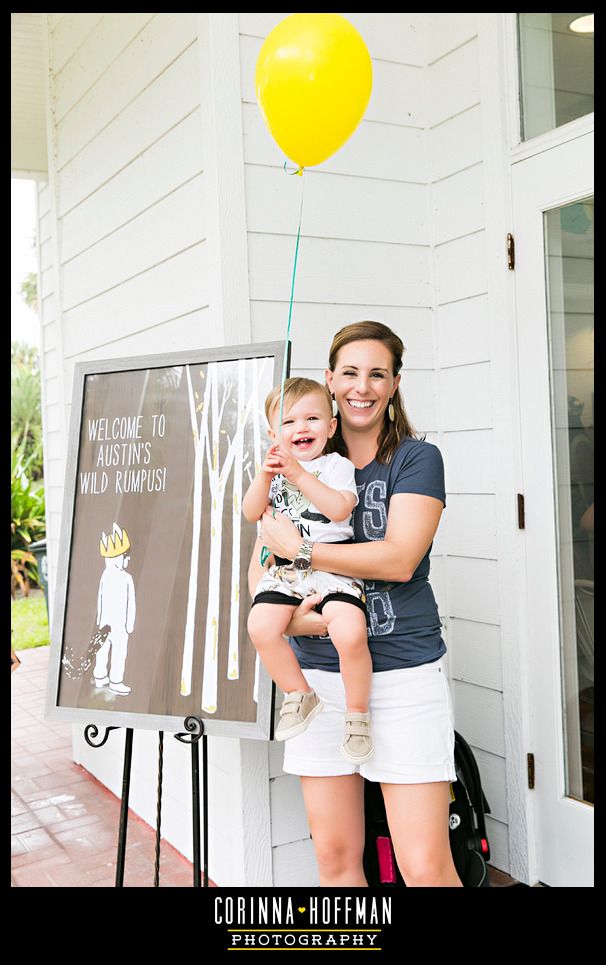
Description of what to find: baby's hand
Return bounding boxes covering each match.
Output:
[271,446,303,485]
[262,444,284,477]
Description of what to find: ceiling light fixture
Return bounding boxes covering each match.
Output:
[569,14,594,34]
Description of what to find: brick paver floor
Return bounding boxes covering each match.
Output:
[12,644,534,888]
[11,644,212,887]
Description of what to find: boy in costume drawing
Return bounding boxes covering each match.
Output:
[93,523,136,696]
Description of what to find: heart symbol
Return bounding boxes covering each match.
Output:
[298,907,306,913]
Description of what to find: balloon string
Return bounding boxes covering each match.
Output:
[278,167,306,441]
[260,166,305,569]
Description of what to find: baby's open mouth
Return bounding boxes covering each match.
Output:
[293,438,314,446]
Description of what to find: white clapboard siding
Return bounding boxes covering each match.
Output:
[485,816,510,874]
[427,12,478,65]
[58,44,200,215]
[427,555,447,617]
[273,839,319,887]
[239,35,426,130]
[452,679,505,756]
[43,375,59,407]
[428,38,481,127]
[449,618,503,690]
[239,13,427,66]
[471,748,508,824]
[250,302,434,370]
[55,15,197,165]
[243,103,427,184]
[446,557,500,624]
[50,13,102,75]
[61,177,205,310]
[441,430,495,493]
[60,112,202,262]
[430,105,483,182]
[435,231,487,304]
[271,775,314,848]
[432,163,484,245]
[437,294,490,367]
[245,166,428,246]
[248,235,431,308]
[62,244,208,357]
[445,494,497,559]
[53,14,155,123]
[39,237,52,272]
[439,362,493,431]
[69,310,216,364]
[402,368,438,433]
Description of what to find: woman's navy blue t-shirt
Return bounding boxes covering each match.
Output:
[289,437,447,672]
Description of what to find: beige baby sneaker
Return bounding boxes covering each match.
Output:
[341,711,374,763]
[275,689,324,741]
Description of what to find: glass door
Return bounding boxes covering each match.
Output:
[544,199,594,807]
[512,130,593,886]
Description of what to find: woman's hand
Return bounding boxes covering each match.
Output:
[284,594,328,638]
[260,509,303,560]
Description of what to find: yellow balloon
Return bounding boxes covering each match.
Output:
[255,14,372,169]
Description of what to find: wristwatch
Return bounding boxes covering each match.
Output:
[293,538,314,571]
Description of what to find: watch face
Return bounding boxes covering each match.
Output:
[294,558,311,571]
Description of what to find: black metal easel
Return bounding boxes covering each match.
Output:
[84,715,208,887]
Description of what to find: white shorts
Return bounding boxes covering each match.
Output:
[282,656,456,784]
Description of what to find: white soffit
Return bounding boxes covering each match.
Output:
[11,12,48,179]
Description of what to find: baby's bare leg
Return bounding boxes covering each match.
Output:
[248,603,312,694]
[321,601,371,713]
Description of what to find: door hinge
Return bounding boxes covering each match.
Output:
[517,493,525,529]
[507,232,515,270]
[527,753,535,789]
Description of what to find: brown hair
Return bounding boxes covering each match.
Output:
[327,320,419,464]
[265,377,333,442]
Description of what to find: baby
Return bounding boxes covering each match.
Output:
[243,377,373,763]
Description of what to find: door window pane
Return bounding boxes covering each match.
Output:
[518,13,594,141]
[545,197,594,804]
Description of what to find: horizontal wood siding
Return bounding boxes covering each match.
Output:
[428,13,509,873]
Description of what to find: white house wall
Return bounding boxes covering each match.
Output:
[37,11,517,884]
[40,12,255,888]
[428,12,509,872]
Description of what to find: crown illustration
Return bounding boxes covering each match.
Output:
[100,523,131,558]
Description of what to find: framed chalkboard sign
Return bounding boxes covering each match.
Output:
[45,342,288,738]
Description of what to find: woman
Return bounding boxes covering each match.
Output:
[249,321,462,887]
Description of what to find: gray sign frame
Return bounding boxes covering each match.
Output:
[45,341,289,738]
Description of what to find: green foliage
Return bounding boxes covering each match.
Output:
[11,435,45,593]
[11,340,43,481]
[11,593,50,650]
[19,270,38,313]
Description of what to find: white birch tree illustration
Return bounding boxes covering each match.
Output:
[180,356,271,712]
[180,364,212,696]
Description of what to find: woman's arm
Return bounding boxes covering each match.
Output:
[260,493,444,583]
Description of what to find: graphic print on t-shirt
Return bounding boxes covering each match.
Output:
[271,472,329,539]
[354,479,395,637]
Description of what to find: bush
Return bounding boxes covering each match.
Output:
[11,435,45,595]
[11,341,43,481]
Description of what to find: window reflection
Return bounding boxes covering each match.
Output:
[545,199,594,804]
[518,13,594,141]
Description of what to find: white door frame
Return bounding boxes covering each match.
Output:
[511,131,593,887]
[477,14,593,885]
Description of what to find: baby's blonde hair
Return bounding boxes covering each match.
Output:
[264,377,333,426]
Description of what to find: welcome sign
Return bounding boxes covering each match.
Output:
[45,342,287,738]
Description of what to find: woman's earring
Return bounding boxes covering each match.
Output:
[331,394,339,417]
[388,399,395,422]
